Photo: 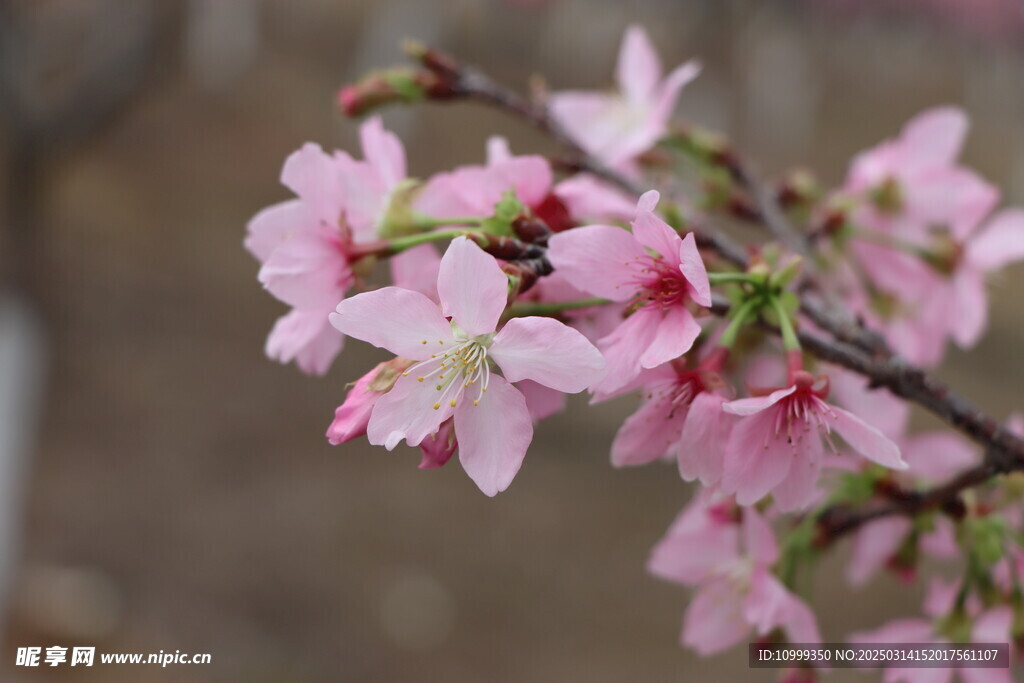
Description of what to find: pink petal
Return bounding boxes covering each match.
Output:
[900,107,969,173]
[648,504,740,585]
[722,386,798,416]
[553,175,637,223]
[650,59,702,132]
[418,419,457,469]
[904,168,999,242]
[548,92,633,164]
[638,305,702,369]
[245,200,309,263]
[590,307,662,396]
[389,243,441,301]
[950,268,988,349]
[359,116,406,188]
[516,380,567,422]
[743,508,779,566]
[455,374,533,496]
[847,517,912,587]
[676,392,732,486]
[902,431,977,482]
[486,136,512,163]
[743,569,797,636]
[326,365,381,445]
[280,143,344,226]
[972,607,1013,644]
[682,578,749,656]
[258,231,352,310]
[330,287,454,360]
[829,405,908,470]
[631,190,681,259]
[920,518,958,559]
[828,366,910,442]
[366,373,455,450]
[678,232,712,307]
[490,316,606,393]
[334,155,388,241]
[778,591,822,645]
[967,208,1024,271]
[615,25,662,104]
[265,308,343,375]
[720,407,795,505]
[437,237,508,337]
[770,435,823,513]
[610,393,686,467]
[546,225,649,301]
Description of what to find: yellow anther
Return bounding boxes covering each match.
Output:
[402,371,410,376]
[417,377,425,382]
[473,400,480,406]
[433,402,441,410]
[436,384,443,391]
[421,340,427,344]
[449,399,457,407]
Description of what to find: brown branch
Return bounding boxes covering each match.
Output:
[394,45,1024,538]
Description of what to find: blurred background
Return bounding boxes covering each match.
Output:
[1,0,1024,680]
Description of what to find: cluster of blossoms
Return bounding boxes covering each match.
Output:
[248,25,1024,679]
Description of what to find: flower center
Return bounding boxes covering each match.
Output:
[772,389,837,451]
[403,335,491,410]
[624,254,691,312]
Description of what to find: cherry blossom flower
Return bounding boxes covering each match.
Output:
[329,237,605,495]
[720,357,907,511]
[648,494,821,655]
[549,25,701,168]
[610,348,735,486]
[246,117,436,374]
[547,190,711,396]
[416,136,635,230]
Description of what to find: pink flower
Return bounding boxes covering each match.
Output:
[850,585,1014,683]
[648,494,821,656]
[720,360,907,511]
[549,25,701,168]
[326,357,412,445]
[414,137,554,224]
[329,237,605,496]
[547,190,711,396]
[246,117,428,374]
[610,349,735,487]
[844,107,981,236]
[417,136,636,231]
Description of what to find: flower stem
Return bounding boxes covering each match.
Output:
[771,295,801,351]
[504,298,610,318]
[717,296,761,349]
[707,271,756,286]
[413,214,483,230]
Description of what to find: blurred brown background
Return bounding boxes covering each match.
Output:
[1,1,1023,681]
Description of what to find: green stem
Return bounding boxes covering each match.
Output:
[387,228,472,252]
[717,296,761,349]
[413,214,484,230]
[707,271,756,286]
[504,298,610,318]
[771,295,801,351]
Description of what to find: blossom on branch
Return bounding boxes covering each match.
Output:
[329,237,605,495]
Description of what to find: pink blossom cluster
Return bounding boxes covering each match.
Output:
[247,25,1024,678]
